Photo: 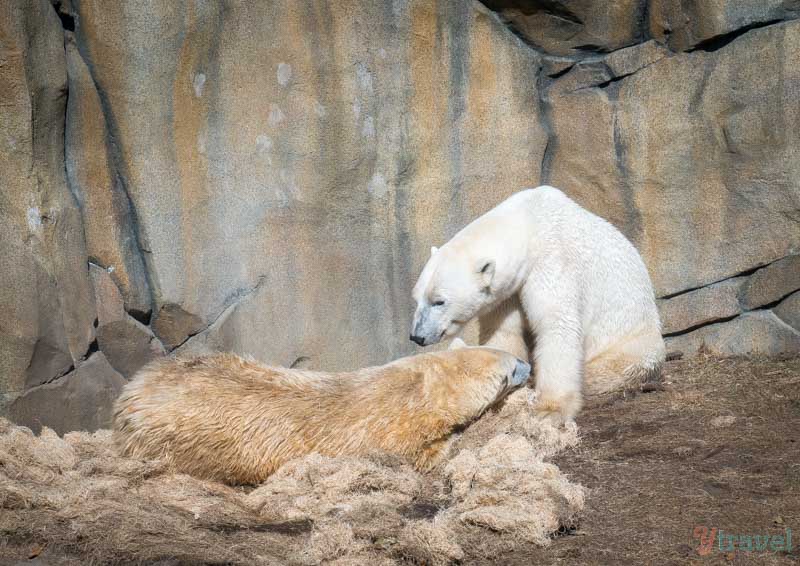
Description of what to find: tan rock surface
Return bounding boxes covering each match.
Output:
[739,254,800,310]
[774,290,800,331]
[71,0,547,369]
[665,311,800,357]
[649,0,798,51]
[65,39,152,319]
[8,353,126,434]
[658,277,744,335]
[545,22,800,297]
[2,0,800,431]
[482,0,647,56]
[0,0,95,400]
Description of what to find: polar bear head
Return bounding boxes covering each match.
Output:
[419,340,532,416]
[410,244,496,346]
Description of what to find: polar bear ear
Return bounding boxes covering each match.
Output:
[430,246,439,257]
[449,337,468,350]
[477,259,495,290]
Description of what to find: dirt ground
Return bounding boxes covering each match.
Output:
[499,355,800,566]
[1,355,798,565]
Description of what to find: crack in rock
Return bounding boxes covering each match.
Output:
[172,275,269,351]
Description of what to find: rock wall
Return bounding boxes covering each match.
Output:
[1,0,799,433]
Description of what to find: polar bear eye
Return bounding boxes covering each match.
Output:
[432,300,445,307]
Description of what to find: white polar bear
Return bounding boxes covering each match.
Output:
[410,186,665,422]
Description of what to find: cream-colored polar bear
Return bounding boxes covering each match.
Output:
[114,346,530,484]
[411,186,665,422]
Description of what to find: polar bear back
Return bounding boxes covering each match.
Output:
[471,187,661,358]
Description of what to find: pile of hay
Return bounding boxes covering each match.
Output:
[0,389,584,564]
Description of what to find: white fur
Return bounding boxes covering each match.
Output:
[411,186,666,422]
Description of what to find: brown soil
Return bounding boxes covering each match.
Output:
[1,355,798,565]
[499,355,800,566]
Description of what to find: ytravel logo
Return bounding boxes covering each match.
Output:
[693,526,793,556]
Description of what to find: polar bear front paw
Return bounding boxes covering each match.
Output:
[533,393,582,426]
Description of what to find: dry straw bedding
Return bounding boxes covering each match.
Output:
[0,388,584,565]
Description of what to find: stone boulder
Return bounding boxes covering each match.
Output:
[97,317,165,378]
[90,264,165,377]
[665,311,800,357]
[8,353,126,435]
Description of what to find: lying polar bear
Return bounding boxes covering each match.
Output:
[114,344,530,484]
[411,186,665,423]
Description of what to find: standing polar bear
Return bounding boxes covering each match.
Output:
[411,186,665,422]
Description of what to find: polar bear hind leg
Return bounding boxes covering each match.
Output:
[583,329,665,396]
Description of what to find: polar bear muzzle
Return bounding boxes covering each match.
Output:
[511,359,532,387]
[411,303,464,347]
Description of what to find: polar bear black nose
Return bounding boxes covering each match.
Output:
[410,334,425,346]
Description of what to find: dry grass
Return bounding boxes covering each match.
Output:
[0,384,583,565]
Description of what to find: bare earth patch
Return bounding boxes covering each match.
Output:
[497,355,800,566]
[1,356,797,565]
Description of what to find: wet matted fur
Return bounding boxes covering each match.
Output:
[114,349,528,484]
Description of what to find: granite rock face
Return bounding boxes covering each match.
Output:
[739,255,800,310]
[774,291,800,331]
[543,21,800,298]
[65,40,152,320]
[666,311,800,357]
[538,14,800,357]
[659,257,800,356]
[1,0,799,431]
[0,0,96,397]
[68,0,547,370]
[648,0,800,51]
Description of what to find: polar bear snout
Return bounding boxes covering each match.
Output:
[411,303,463,346]
[410,329,443,346]
[410,306,443,346]
[511,359,532,387]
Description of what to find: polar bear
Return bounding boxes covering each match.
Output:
[114,345,530,484]
[411,186,665,422]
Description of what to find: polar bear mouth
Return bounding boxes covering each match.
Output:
[441,319,466,340]
[502,377,525,396]
[484,383,519,413]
